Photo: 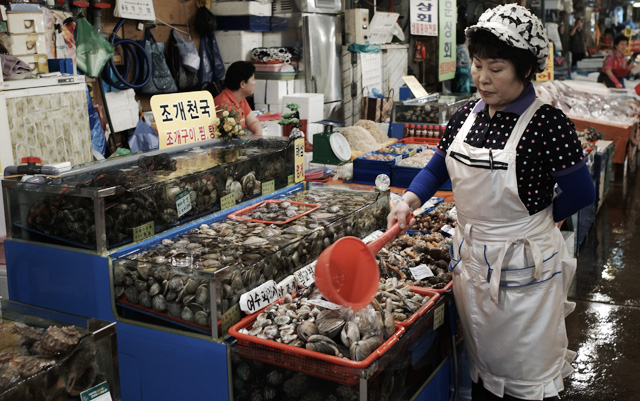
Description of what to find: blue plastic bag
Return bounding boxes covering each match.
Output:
[128,117,159,153]
[86,86,106,156]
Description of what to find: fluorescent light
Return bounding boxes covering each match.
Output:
[634,2,640,7]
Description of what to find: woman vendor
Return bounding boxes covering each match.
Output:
[214,61,263,135]
[387,5,595,400]
[598,35,635,88]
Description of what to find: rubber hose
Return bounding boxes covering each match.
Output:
[101,19,151,90]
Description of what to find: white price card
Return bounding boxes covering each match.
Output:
[113,0,156,21]
[410,264,435,281]
[448,206,457,220]
[80,381,113,401]
[307,299,343,310]
[175,189,192,218]
[440,224,455,236]
[277,275,298,297]
[294,262,316,288]
[362,230,384,244]
[239,280,280,314]
[395,155,403,165]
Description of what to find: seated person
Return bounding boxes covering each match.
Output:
[214,61,263,135]
[598,35,635,88]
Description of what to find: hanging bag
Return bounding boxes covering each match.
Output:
[363,88,394,123]
[139,27,178,95]
[166,29,199,92]
[76,16,114,78]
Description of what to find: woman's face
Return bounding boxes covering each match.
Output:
[471,56,527,115]
[242,74,256,97]
[615,40,628,55]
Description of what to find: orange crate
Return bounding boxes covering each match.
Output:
[396,288,440,327]
[411,279,453,294]
[229,310,406,385]
[227,199,320,225]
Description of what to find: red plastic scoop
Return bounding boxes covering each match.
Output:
[315,213,412,310]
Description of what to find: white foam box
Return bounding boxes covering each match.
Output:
[211,1,272,16]
[254,103,282,113]
[306,122,324,144]
[282,93,324,123]
[215,30,263,63]
[6,11,46,34]
[254,79,296,104]
[9,33,48,55]
[261,120,283,137]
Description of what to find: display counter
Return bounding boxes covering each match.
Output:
[568,115,639,164]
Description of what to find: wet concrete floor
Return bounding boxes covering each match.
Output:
[562,157,640,401]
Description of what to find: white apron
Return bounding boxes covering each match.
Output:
[446,99,577,400]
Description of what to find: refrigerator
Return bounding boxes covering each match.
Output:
[270,0,344,121]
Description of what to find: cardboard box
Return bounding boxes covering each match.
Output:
[215,30,263,64]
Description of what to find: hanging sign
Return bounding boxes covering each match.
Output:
[294,138,305,183]
[151,91,217,149]
[113,0,156,21]
[535,43,554,82]
[438,0,457,82]
[175,189,192,218]
[410,0,438,36]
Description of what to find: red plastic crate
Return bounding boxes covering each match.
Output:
[411,279,453,294]
[396,288,440,327]
[229,309,406,385]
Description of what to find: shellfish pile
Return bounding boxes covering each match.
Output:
[412,202,457,233]
[378,232,453,290]
[0,321,105,400]
[115,187,389,332]
[21,138,294,249]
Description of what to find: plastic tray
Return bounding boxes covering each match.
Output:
[395,287,440,327]
[353,152,398,186]
[227,199,320,225]
[229,311,406,385]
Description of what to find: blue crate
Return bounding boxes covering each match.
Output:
[391,164,452,190]
[353,152,398,185]
[215,16,270,31]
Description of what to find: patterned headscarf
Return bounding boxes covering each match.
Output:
[465,4,550,73]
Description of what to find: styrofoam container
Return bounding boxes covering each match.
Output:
[261,120,283,137]
[254,103,282,113]
[9,33,48,55]
[215,30,263,64]
[282,93,324,123]
[6,11,45,34]
[254,79,296,104]
[211,1,272,16]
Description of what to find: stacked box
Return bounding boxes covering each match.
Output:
[215,30,263,64]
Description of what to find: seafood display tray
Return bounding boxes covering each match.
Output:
[229,318,405,386]
[412,282,453,294]
[116,297,215,335]
[227,199,321,225]
[391,164,452,190]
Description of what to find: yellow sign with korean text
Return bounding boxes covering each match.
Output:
[294,138,305,183]
[535,43,554,82]
[151,91,218,149]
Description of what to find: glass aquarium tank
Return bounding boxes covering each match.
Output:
[111,183,390,339]
[393,94,474,125]
[0,299,120,401]
[2,137,295,253]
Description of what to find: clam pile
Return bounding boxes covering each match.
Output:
[115,187,389,332]
[412,202,457,233]
[373,277,430,322]
[378,232,453,290]
[233,200,316,223]
[0,322,104,400]
[376,144,428,155]
[395,104,440,124]
[21,138,294,249]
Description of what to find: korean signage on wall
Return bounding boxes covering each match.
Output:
[150,91,217,149]
[410,0,438,36]
[438,0,456,81]
[535,43,554,82]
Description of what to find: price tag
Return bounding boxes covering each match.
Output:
[294,138,305,183]
[395,155,402,165]
[448,206,457,220]
[80,381,113,401]
[362,230,384,244]
[132,221,154,243]
[307,299,343,310]
[239,280,279,314]
[220,193,236,211]
[175,189,192,218]
[440,224,455,236]
[293,262,316,288]
[410,264,435,280]
[408,149,417,157]
[433,304,445,330]
[221,303,242,335]
[262,180,275,195]
[277,275,298,297]
[288,175,294,185]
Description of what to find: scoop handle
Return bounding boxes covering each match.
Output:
[366,212,414,255]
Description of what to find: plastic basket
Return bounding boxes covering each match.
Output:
[227,199,320,225]
[411,280,453,294]
[353,152,398,185]
[395,288,440,327]
[229,313,406,385]
[391,164,452,190]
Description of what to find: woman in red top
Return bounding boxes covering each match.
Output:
[214,61,263,135]
[598,35,634,88]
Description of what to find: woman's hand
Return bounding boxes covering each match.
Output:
[616,82,623,89]
[387,193,420,235]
